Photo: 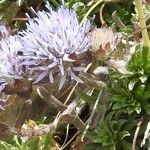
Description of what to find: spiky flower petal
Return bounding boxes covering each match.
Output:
[0,22,11,40]
[0,35,27,91]
[20,3,91,89]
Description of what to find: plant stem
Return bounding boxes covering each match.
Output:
[135,0,150,48]
[81,89,103,141]
[80,0,103,25]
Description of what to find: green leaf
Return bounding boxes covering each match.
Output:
[128,78,138,91]
[121,139,132,150]
[124,120,137,131]
[141,100,150,115]
[118,131,130,140]
[143,90,150,100]
[139,75,147,83]
[128,45,143,71]
[0,141,18,150]
[134,84,145,99]
[43,134,56,150]
[25,137,40,150]
[134,102,141,114]
[85,143,102,150]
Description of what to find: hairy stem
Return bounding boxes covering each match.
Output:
[135,0,150,48]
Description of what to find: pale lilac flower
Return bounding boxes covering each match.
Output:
[0,35,27,92]
[0,22,10,40]
[20,3,91,89]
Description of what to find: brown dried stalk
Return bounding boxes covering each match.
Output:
[10,123,56,138]
[132,117,144,150]
[15,99,32,129]
[37,86,67,112]
[81,90,103,141]
[10,99,85,138]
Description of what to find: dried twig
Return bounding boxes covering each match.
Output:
[37,86,67,112]
[81,89,103,141]
[11,18,28,21]
[59,101,85,131]
[132,117,144,150]
[55,82,79,123]
[15,99,32,129]
[62,131,79,150]
[10,123,56,138]
[99,4,105,25]
[10,101,85,138]
[61,124,70,148]
[64,82,78,105]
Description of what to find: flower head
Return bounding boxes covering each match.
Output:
[20,3,91,89]
[0,35,27,92]
[88,27,120,60]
